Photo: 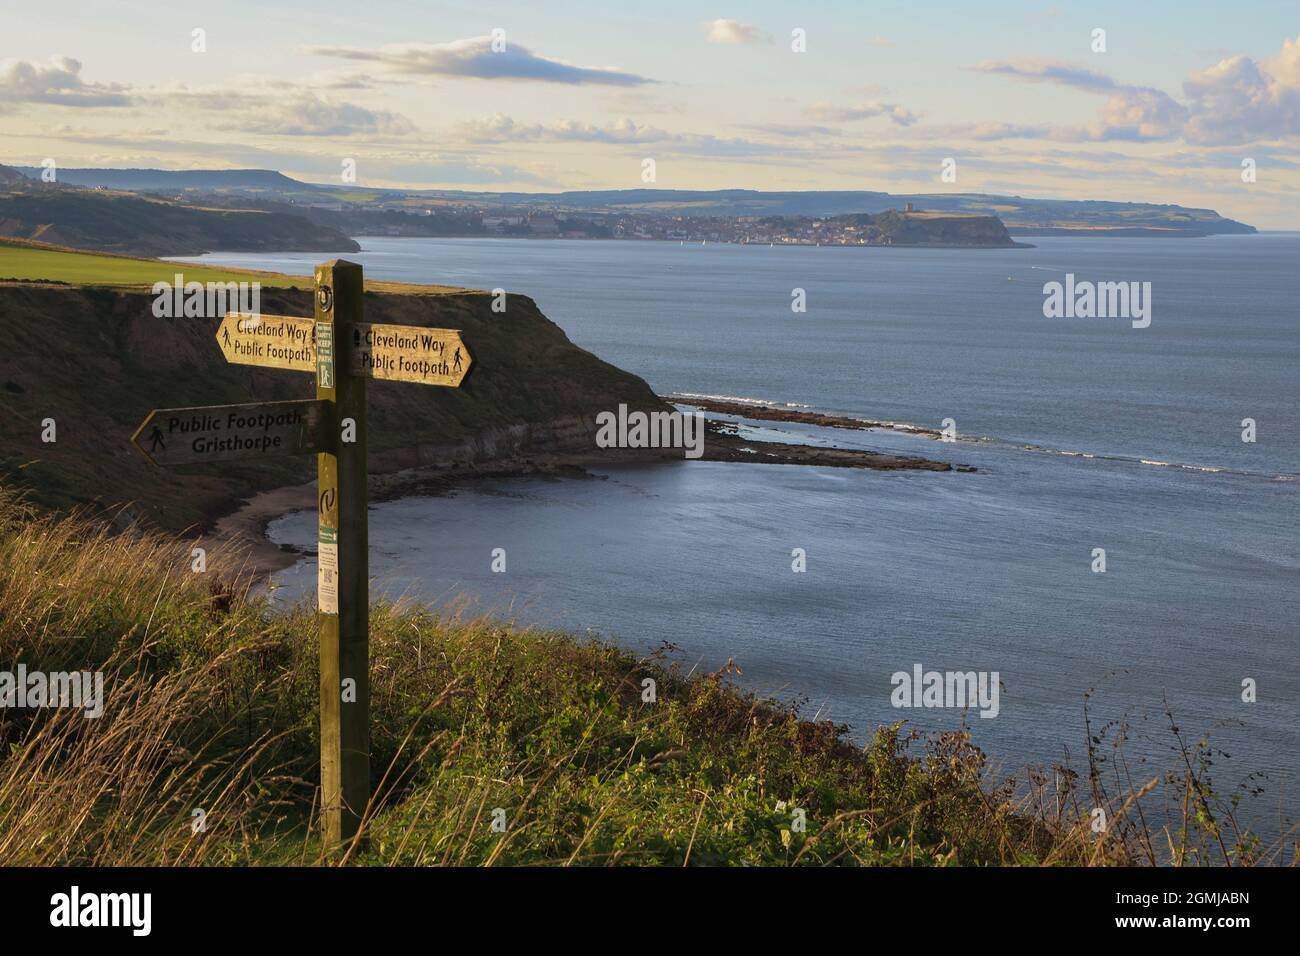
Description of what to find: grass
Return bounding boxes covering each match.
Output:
[0,484,1288,866]
[0,236,468,294]
[0,237,302,289]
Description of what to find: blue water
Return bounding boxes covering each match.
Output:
[180,236,1300,834]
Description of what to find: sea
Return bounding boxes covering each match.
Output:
[176,234,1300,835]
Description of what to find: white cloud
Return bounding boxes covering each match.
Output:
[306,36,654,86]
[456,114,663,144]
[1091,87,1188,141]
[1182,37,1300,144]
[972,39,1300,145]
[969,59,1117,93]
[704,19,763,45]
[449,113,790,159]
[212,93,414,137]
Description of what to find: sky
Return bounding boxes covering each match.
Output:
[3,0,1299,226]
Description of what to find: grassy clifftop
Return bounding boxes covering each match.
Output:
[0,242,667,529]
[0,488,1270,865]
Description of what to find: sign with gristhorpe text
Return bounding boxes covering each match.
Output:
[130,399,328,466]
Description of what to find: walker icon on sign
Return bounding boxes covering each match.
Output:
[348,322,472,387]
[316,321,335,389]
[129,260,475,851]
[215,312,316,373]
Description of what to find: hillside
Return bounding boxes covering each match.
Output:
[0,245,668,530]
[0,176,359,257]
[0,482,1262,866]
[833,209,1017,246]
[7,167,1255,238]
[454,189,1256,237]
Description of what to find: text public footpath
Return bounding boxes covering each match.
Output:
[166,408,309,455]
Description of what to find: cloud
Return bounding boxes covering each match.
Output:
[1182,37,1300,144]
[969,58,1187,141]
[704,19,763,45]
[1092,87,1188,141]
[971,39,1300,144]
[257,71,379,91]
[448,113,791,159]
[212,93,414,137]
[968,59,1116,93]
[456,114,663,144]
[924,121,1056,141]
[0,56,133,108]
[866,36,895,49]
[738,122,845,138]
[151,82,413,137]
[809,101,918,126]
[306,36,654,86]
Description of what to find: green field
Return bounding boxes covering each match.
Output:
[0,238,467,294]
[0,239,305,289]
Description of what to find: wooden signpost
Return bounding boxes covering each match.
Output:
[131,259,474,849]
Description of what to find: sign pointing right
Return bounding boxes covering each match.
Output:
[347,323,472,387]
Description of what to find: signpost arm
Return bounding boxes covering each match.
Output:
[315,260,369,849]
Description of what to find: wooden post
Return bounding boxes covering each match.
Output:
[314,259,369,849]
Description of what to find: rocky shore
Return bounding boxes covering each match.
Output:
[670,395,947,438]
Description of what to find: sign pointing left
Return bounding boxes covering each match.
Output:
[217,312,317,373]
[130,399,329,467]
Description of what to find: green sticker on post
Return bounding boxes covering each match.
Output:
[318,525,339,615]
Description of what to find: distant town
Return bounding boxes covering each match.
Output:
[474,203,936,245]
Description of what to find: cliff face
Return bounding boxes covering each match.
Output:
[0,283,669,529]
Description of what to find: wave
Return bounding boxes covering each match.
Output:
[673,391,814,409]
[966,437,1293,481]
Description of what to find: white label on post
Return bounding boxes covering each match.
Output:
[318,526,339,615]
